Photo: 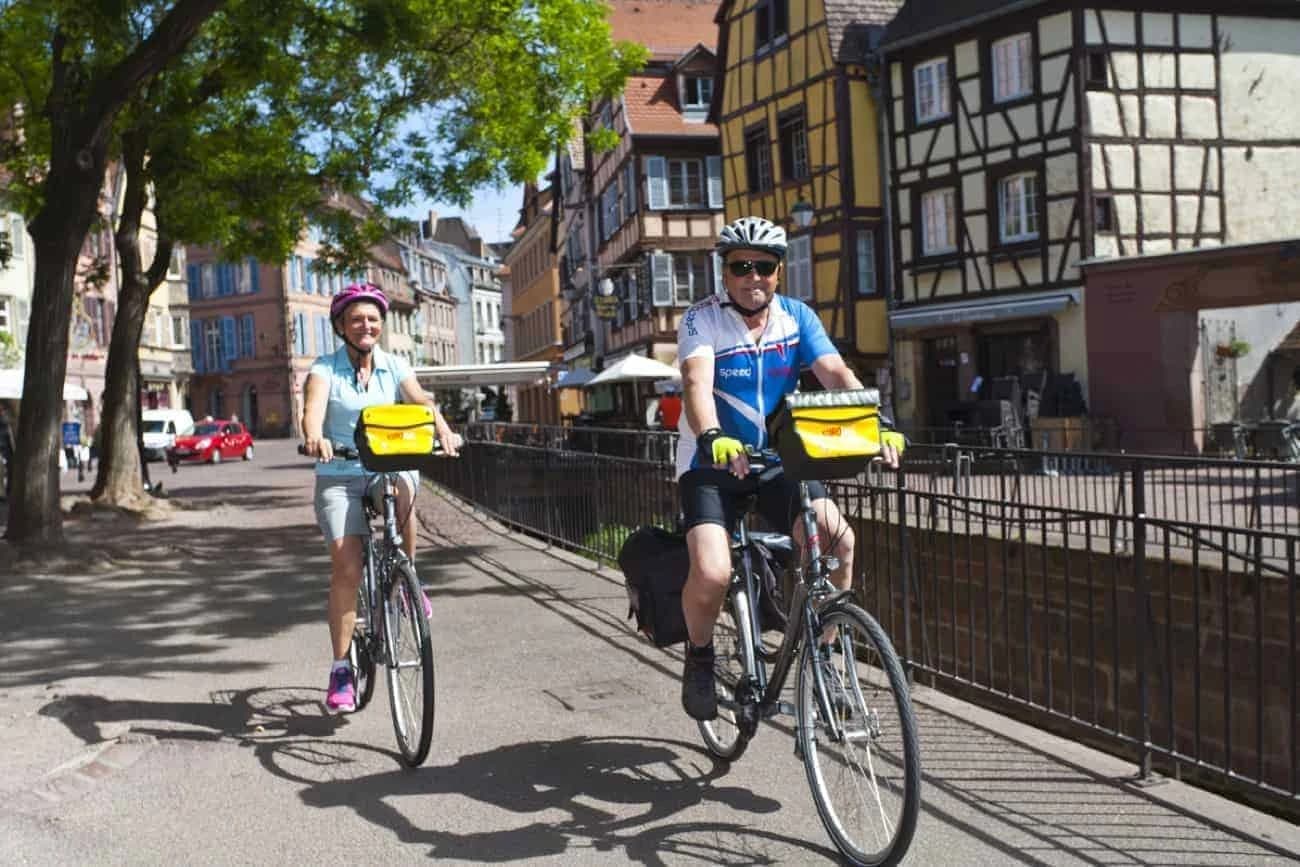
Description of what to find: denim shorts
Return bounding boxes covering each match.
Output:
[314,471,418,542]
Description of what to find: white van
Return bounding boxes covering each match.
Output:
[142,409,195,461]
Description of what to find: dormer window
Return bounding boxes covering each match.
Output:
[682,76,713,112]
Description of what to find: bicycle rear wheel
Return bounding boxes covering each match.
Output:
[383,561,435,766]
[698,588,758,762]
[796,602,920,867]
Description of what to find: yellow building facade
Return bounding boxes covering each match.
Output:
[714,0,900,378]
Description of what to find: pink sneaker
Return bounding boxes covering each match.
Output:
[422,590,433,619]
[325,666,356,712]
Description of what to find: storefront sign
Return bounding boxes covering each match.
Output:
[593,296,620,320]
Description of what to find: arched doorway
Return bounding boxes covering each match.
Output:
[242,385,258,433]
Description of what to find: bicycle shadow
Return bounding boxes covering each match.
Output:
[254,733,832,863]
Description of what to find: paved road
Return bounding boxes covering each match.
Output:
[1,440,1297,864]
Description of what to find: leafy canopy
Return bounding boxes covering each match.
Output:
[0,0,646,264]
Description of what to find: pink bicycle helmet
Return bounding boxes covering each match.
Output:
[329,282,389,323]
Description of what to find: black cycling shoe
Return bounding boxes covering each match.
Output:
[681,643,718,721]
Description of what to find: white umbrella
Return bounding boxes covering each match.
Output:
[586,355,680,387]
[0,368,90,401]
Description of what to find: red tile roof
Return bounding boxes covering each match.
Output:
[606,0,719,54]
[623,74,718,138]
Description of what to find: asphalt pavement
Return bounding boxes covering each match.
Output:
[1,439,1297,865]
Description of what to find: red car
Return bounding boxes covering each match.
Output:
[167,419,254,465]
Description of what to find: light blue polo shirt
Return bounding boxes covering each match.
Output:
[308,345,413,477]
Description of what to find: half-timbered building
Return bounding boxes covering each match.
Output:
[713,0,902,384]
[558,0,726,423]
[882,0,1300,436]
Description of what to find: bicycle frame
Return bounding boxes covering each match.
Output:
[730,477,857,734]
[357,470,414,664]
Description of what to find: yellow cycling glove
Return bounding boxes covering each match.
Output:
[697,428,745,465]
[881,430,907,455]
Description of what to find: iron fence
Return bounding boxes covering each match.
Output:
[423,426,1299,817]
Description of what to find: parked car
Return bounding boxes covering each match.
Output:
[166,419,254,465]
[142,409,195,461]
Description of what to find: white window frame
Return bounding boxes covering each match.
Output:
[855,230,877,296]
[681,75,713,111]
[992,33,1033,103]
[9,216,24,259]
[667,158,705,207]
[914,57,950,123]
[672,254,709,305]
[787,235,812,301]
[998,172,1039,243]
[204,319,222,372]
[171,314,187,348]
[0,297,10,334]
[921,188,957,256]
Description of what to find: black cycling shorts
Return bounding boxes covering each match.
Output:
[679,467,828,534]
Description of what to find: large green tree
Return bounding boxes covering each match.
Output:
[0,0,644,539]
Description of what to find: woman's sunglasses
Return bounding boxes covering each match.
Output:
[727,259,779,278]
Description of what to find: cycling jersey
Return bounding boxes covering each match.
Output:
[675,293,836,478]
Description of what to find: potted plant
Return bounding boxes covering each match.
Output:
[1215,339,1250,359]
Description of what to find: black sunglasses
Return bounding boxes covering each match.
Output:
[727,259,779,277]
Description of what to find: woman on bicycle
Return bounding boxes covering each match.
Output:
[301,282,460,712]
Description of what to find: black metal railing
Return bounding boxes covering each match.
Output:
[424,425,1299,817]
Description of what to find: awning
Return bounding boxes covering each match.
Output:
[555,367,596,389]
[0,368,90,401]
[587,354,681,387]
[412,362,551,389]
[889,290,1080,332]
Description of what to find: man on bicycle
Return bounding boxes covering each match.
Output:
[676,216,901,721]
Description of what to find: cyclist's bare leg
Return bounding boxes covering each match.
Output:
[395,476,417,561]
[326,534,365,660]
[792,497,856,644]
[683,522,732,646]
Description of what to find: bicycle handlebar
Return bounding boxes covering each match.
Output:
[298,443,361,461]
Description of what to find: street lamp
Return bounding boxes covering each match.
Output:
[791,198,815,229]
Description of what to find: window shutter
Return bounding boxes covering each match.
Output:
[220,315,237,369]
[240,314,255,358]
[294,312,306,356]
[711,251,724,296]
[706,156,723,208]
[248,257,260,293]
[186,264,199,301]
[305,259,316,295]
[788,235,812,300]
[651,252,673,306]
[645,157,668,210]
[190,319,204,373]
[624,162,638,215]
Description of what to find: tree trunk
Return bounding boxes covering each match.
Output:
[91,138,172,507]
[6,154,110,544]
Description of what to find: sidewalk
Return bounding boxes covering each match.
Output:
[1,439,1297,864]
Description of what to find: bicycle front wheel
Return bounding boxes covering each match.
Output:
[383,561,435,766]
[698,588,758,762]
[796,603,920,867]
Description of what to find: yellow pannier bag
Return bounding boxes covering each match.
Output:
[770,388,882,481]
[354,403,437,472]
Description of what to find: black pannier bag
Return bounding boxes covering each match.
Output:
[618,525,690,647]
[749,533,795,633]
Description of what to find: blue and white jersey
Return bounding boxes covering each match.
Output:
[675,293,837,478]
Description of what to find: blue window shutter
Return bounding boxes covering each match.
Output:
[248,258,260,293]
[240,314,255,358]
[305,259,316,295]
[295,312,307,356]
[707,156,723,208]
[625,162,638,215]
[645,156,667,210]
[186,264,199,301]
[220,315,237,369]
[190,319,204,373]
[216,264,227,296]
[651,252,673,306]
